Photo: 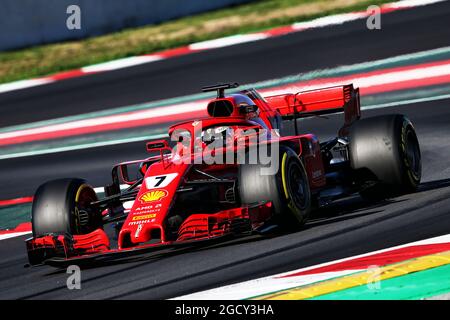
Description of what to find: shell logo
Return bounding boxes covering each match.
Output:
[139,190,168,203]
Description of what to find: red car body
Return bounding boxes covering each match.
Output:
[26,83,362,266]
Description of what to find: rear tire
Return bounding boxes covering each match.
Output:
[32,178,102,237]
[238,146,311,228]
[348,114,421,199]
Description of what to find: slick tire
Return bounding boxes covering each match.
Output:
[238,145,311,228]
[348,114,421,199]
[32,178,101,237]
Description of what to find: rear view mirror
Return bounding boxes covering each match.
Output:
[119,162,143,185]
[146,139,169,152]
[239,104,258,114]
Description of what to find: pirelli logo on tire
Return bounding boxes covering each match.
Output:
[132,214,157,221]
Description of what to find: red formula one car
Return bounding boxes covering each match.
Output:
[26,83,421,266]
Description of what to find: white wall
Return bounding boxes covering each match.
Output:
[0,0,253,51]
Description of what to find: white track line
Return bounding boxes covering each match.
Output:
[0,133,166,160]
[2,60,450,144]
[0,0,446,95]
[189,33,268,50]
[385,0,447,8]
[81,55,163,73]
[0,101,203,141]
[173,234,450,300]
[260,61,450,96]
[0,231,32,241]
[292,12,368,30]
[0,79,55,94]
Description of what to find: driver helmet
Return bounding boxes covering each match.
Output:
[202,126,234,145]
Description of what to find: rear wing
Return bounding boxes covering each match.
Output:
[264,84,361,136]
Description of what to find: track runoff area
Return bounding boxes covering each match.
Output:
[174,234,450,300]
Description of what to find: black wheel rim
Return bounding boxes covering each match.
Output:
[287,161,308,210]
[74,185,98,233]
[406,130,421,178]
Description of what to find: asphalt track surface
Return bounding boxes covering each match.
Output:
[0,2,450,299]
[2,0,450,127]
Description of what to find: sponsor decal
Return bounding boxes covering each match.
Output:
[135,204,162,211]
[133,204,162,215]
[134,209,160,215]
[145,173,178,189]
[139,189,168,203]
[128,219,155,226]
[135,224,143,238]
[132,214,157,221]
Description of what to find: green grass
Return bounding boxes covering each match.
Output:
[0,0,394,84]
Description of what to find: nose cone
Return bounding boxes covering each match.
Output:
[117,162,189,248]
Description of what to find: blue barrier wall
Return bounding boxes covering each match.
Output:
[0,0,253,51]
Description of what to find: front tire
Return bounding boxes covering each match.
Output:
[238,146,311,228]
[32,178,102,237]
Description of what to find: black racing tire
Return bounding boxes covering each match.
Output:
[238,145,311,228]
[31,178,102,237]
[348,114,421,199]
